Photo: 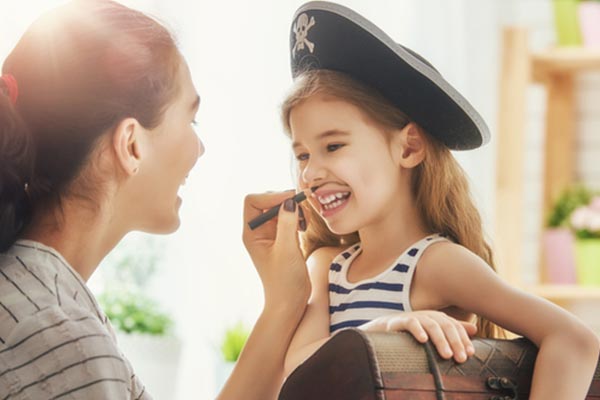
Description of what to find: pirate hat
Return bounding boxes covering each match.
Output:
[289,1,490,150]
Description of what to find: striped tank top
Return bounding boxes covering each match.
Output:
[329,234,448,333]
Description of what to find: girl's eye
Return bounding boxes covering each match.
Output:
[327,143,344,152]
[295,153,309,162]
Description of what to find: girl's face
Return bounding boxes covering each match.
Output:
[135,60,204,233]
[290,94,405,235]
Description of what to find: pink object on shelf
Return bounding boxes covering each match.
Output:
[543,228,577,284]
[579,2,600,48]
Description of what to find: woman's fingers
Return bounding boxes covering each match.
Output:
[275,198,300,247]
[243,190,295,220]
[242,190,296,247]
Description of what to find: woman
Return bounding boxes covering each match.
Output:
[0,1,310,399]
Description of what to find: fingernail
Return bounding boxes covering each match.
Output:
[284,198,296,212]
[459,351,466,361]
[299,219,307,231]
[298,207,307,231]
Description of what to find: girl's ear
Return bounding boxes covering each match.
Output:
[391,122,427,169]
[112,118,143,176]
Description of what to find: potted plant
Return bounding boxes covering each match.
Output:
[543,185,592,283]
[215,322,250,394]
[553,0,582,46]
[578,0,600,47]
[571,196,600,285]
[96,235,181,399]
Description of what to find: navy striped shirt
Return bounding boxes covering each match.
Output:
[329,234,448,333]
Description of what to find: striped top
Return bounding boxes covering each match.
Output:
[329,234,448,333]
[0,240,150,400]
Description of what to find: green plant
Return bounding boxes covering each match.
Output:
[220,322,250,362]
[546,185,593,228]
[97,234,175,336]
[99,290,173,335]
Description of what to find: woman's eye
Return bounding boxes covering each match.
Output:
[327,143,344,152]
[295,153,309,161]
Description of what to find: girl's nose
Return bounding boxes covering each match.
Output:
[301,157,326,185]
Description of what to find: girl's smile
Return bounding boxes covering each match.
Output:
[312,188,352,217]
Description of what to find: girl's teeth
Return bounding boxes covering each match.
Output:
[324,199,344,210]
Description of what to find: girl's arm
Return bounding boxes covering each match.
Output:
[284,249,480,376]
[418,242,600,400]
[217,192,310,400]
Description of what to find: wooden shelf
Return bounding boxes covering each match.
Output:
[495,28,600,302]
[525,285,600,301]
[532,47,600,81]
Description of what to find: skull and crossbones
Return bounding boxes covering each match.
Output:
[292,13,316,58]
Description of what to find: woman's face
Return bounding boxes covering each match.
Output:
[134,60,203,233]
[290,93,403,235]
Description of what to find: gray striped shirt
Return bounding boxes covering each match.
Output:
[0,240,151,400]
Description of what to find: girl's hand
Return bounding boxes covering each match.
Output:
[242,190,310,310]
[359,310,477,363]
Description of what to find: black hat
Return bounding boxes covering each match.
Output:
[289,1,490,150]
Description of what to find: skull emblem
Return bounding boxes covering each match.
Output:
[292,13,316,58]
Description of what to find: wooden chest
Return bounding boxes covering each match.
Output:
[279,329,600,399]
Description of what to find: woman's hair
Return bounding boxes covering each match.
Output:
[281,70,502,338]
[0,0,181,252]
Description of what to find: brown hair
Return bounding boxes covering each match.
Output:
[0,0,181,252]
[281,70,502,338]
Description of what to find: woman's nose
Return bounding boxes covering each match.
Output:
[197,137,205,159]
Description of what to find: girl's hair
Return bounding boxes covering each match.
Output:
[281,70,502,338]
[0,0,181,252]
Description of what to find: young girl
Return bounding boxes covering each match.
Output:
[283,2,599,399]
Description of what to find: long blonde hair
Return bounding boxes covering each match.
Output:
[281,70,502,338]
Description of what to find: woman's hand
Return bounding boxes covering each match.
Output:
[242,190,310,311]
[359,310,477,363]
[218,191,311,400]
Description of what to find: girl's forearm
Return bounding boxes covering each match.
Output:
[529,329,599,400]
[217,303,306,400]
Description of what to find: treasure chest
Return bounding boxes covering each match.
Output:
[279,328,600,399]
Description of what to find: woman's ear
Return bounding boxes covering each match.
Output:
[112,118,143,176]
[391,122,426,169]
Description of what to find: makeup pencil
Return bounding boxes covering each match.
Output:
[248,186,318,230]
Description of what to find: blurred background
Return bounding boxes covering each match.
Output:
[2,0,599,398]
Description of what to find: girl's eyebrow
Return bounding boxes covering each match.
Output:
[292,129,350,149]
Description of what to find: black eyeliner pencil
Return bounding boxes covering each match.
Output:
[248,187,317,230]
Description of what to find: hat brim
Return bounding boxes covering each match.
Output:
[290,1,489,150]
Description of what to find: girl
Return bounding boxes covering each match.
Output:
[283,2,599,399]
[1,1,310,399]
